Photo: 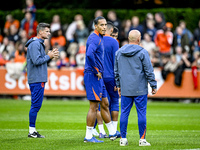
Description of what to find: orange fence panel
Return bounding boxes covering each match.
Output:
[0,67,200,98]
[0,68,86,96]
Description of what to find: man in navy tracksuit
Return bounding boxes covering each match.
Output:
[25,23,59,138]
[114,30,157,146]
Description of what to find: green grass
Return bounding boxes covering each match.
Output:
[0,99,200,150]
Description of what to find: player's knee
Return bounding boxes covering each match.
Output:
[103,97,109,106]
[90,102,99,112]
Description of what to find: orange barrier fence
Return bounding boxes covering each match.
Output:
[148,68,200,98]
[0,67,86,96]
[0,67,200,98]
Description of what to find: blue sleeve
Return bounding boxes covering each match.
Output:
[86,42,99,74]
[29,42,50,66]
[140,50,157,89]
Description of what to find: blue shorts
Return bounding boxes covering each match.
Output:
[104,78,119,111]
[84,72,107,101]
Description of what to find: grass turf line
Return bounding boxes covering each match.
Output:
[0,99,200,150]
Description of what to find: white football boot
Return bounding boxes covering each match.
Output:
[120,138,128,146]
[139,139,151,146]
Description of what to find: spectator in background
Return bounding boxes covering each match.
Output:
[120,19,131,42]
[179,20,193,46]
[161,54,179,80]
[175,46,183,63]
[19,30,28,45]
[129,16,144,38]
[88,10,103,34]
[154,22,173,56]
[76,44,86,68]
[50,14,62,33]
[141,33,157,58]
[75,20,89,45]
[154,12,166,30]
[50,29,66,52]
[0,37,15,56]
[5,55,24,80]
[56,51,69,69]
[69,54,76,67]
[173,26,190,54]
[141,32,160,67]
[145,19,157,41]
[21,12,38,39]
[8,25,20,44]
[67,42,78,67]
[21,0,36,31]
[191,51,200,89]
[142,12,154,31]
[174,50,191,86]
[0,50,9,66]
[65,14,83,43]
[107,10,121,35]
[4,14,20,36]
[14,42,26,63]
[76,44,86,81]
[193,19,200,51]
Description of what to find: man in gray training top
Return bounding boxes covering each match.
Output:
[114,30,157,146]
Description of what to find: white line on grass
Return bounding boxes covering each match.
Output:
[1,129,200,132]
[0,129,83,132]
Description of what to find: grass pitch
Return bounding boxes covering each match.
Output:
[0,99,200,150]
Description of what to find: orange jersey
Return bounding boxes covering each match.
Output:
[154,30,171,53]
[51,36,66,47]
[4,20,20,29]
[14,51,26,63]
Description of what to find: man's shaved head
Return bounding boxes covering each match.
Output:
[128,30,141,44]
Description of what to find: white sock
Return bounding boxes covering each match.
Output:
[98,124,106,134]
[112,121,118,131]
[105,121,116,135]
[85,126,93,139]
[29,126,36,134]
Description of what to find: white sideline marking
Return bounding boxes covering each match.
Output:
[174,148,200,150]
[1,129,200,132]
[0,129,83,132]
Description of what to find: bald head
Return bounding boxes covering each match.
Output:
[128,30,141,44]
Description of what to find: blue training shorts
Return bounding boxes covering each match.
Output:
[84,72,107,101]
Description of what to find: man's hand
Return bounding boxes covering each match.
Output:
[96,72,102,80]
[47,50,54,59]
[114,86,118,91]
[152,88,157,95]
[52,48,59,59]
[118,87,121,97]
[48,48,59,59]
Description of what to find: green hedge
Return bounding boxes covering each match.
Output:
[0,8,200,33]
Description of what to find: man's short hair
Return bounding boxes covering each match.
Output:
[107,21,114,30]
[112,26,119,34]
[36,23,50,34]
[93,16,105,25]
